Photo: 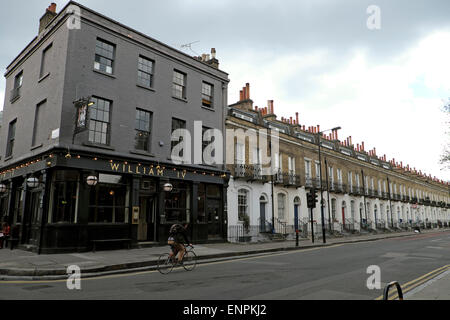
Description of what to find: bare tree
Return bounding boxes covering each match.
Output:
[440,100,450,170]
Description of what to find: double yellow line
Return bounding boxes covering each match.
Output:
[376,264,450,300]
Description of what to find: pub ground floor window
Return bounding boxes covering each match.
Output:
[89,174,129,223]
[48,170,79,223]
[13,187,24,224]
[164,181,191,223]
[198,183,221,223]
[0,194,9,222]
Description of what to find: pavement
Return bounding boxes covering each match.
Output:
[0,227,449,300]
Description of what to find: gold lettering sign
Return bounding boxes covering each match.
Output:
[109,162,175,179]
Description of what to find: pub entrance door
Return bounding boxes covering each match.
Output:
[207,199,222,240]
[138,195,157,242]
[22,189,42,246]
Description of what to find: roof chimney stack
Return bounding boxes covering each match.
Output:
[39,3,57,34]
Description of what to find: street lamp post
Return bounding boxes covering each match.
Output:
[317,126,341,244]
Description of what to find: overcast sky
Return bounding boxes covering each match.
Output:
[0,0,449,181]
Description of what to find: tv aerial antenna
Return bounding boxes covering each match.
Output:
[180,41,200,56]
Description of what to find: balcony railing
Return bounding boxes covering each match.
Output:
[274,169,284,184]
[272,170,301,187]
[283,172,302,188]
[336,183,346,194]
[233,164,267,182]
[350,186,364,196]
[368,189,377,198]
[410,197,418,204]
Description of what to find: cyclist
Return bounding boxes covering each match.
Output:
[167,223,192,264]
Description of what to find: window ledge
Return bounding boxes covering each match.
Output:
[172,96,188,103]
[130,150,155,157]
[38,73,50,83]
[136,84,155,92]
[4,156,13,161]
[10,95,20,104]
[82,142,115,151]
[93,69,116,79]
[201,106,215,112]
[31,144,43,151]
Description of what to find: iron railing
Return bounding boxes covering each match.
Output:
[343,219,356,232]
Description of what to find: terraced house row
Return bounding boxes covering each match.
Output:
[226,84,450,242]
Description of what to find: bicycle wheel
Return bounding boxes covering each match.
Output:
[182,250,197,271]
[157,253,174,274]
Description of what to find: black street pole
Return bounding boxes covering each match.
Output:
[310,206,315,243]
[317,132,326,243]
[271,174,275,234]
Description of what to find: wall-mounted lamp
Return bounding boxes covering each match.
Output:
[0,184,8,193]
[163,183,173,192]
[86,175,98,187]
[27,177,40,188]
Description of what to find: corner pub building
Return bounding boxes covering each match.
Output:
[0,2,230,253]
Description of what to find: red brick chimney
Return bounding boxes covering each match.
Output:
[232,84,253,111]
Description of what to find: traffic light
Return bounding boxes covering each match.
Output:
[313,190,318,207]
[307,191,316,209]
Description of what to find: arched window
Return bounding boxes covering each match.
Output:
[277,193,286,220]
[238,189,249,222]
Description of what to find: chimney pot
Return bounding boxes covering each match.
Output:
[48,3,57,13]
[211,48,216,59]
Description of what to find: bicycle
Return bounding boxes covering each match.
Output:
[157,244,197,274]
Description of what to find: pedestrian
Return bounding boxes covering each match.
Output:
[0,222,11,249]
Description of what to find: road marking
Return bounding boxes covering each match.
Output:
[425,246,443,250]
[375,264,450,300]
[0,244,343,285]
[404,269,450,299]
